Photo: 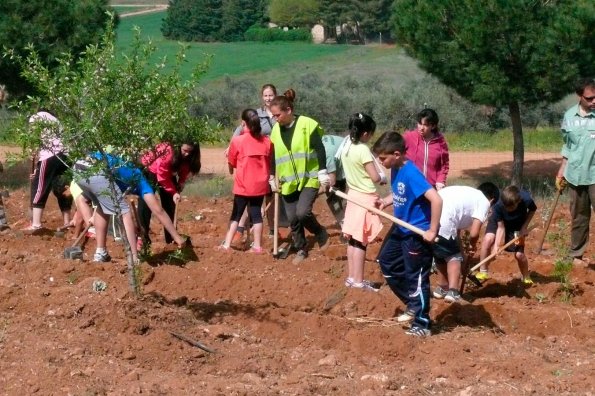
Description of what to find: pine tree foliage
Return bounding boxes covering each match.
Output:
[0,0,113,97]
[393,0,595,184]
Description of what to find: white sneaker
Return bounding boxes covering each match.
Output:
[93,251,111,262]
[396,310,415,323]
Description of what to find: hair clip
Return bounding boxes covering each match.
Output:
[358,113,363,119]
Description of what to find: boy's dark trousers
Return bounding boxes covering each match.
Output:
[377,229,433,330]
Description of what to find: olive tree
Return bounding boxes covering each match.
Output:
[6,16,218,295]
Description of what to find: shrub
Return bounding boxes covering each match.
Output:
[191,73,565,136]
[244,26,311,42]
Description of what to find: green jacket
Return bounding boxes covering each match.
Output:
[270,115,324,195]
[560,104,595,186]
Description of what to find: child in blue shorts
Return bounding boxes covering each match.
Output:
[372,131,442,337]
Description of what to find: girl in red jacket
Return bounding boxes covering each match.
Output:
[218,109,273,253]
[139,141,201,246]
[403,108,449,189]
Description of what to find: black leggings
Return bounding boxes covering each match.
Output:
[31,153,72,211]
[231,195,264,224]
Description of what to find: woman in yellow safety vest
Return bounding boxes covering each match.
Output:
[268,89,330,264]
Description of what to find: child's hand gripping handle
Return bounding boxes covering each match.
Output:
[329,187,438,242]
[469,235,522,273]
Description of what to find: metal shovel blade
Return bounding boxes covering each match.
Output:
[64,246,83,260]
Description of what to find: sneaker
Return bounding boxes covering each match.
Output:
[350,280,380,292]
[316,228,330,250]
[444,289,461,303]
[405,326,432,337]
[433,285,448,299]
[93,251,111,262]
[292,249,308,265]
[249,246,266,254]
[475,271,490,281]
[214,244,230,252]
[22,225,44,235]
[522,276,534,286]
[396,310,415,323]
[344,277,354,287]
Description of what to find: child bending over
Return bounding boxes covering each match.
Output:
[477,185,537,285]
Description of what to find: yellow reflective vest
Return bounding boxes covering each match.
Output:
[270,115,324,195]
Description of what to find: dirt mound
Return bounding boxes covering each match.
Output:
[0,185,593,395]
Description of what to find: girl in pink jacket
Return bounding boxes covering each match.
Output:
[403,108,449,189]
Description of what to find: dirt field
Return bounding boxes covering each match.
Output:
[0,148,593,395]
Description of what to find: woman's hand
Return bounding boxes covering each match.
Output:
[173,193,181,204]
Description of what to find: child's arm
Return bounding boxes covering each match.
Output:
[364,161,381,184]
[520,210,536,236]
[423,188,442,243]
[375,194,393,210]
[493,221,505,255]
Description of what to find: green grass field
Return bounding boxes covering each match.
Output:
[114,12,423,87]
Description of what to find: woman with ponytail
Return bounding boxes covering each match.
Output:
[217,108,273,253]
[268,89,329,264]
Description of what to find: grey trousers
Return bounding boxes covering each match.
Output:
[569,183,595,258]
[282,187,324,251]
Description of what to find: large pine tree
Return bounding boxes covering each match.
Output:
[393,0,595,185]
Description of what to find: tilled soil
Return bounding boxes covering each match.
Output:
[0,146,593,395]
[0,183,593,395]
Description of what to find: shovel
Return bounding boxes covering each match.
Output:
[63,223,91,260]
[272,187,291,260]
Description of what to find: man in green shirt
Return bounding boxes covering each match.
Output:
[556,77,595,268]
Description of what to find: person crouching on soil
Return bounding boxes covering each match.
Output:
[75,152,191,263]
[339,113,385,292]
[431,182,499,303]
[268,89,330,265]
[373,131,442,337]
[217,108,273,254]
[477,185,537,285]
[139,140,200,248]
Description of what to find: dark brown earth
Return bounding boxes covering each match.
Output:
[0,148,593,395]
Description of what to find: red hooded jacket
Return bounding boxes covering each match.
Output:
[403,129,450,187]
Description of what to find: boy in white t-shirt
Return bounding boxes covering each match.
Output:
[431,182,500,302]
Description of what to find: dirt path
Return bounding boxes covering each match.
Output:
[201,147,560,179]
[117,5,167,18]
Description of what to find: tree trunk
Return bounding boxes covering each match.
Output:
[509,101,524,187]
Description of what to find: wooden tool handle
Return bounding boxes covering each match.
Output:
[534,189,561,254]
[330,187,432,239]
[71,223,91,248]
[273,191,279,256]
[469,236,522,273]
